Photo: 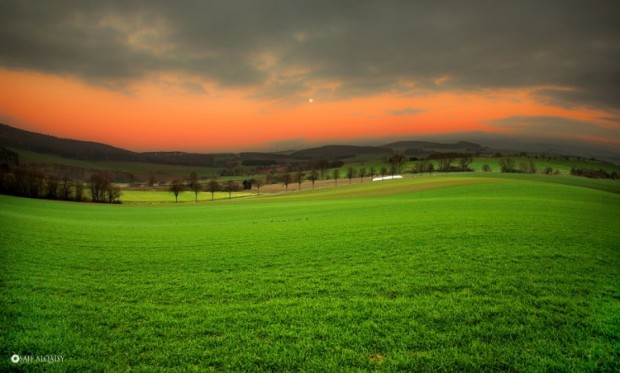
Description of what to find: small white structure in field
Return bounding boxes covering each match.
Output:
[372,175,403,181]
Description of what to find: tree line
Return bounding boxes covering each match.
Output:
[570,167,618,180]
[0,148,122,203]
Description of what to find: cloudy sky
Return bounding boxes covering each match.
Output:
[1,0,619,151]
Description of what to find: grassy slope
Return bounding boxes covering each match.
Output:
[121,190,255,204]
[1,175,619,370]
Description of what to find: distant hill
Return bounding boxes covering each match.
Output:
[382,140,487,156]
[0,123,491,168]
[0,123,137,161]
[291,145,392,160]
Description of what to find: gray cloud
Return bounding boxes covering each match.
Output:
[1,1,619,108]
[386,108,426,116]
[487,115,620,142]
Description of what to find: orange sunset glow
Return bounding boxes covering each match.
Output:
[1,2,619,153]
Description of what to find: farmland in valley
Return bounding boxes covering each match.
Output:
[1,174,619,370]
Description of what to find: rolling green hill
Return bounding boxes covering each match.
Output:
[1,174,618,370]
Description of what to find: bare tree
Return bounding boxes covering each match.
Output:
[253,178,264,195]
[206,179,220,200]
[390,165,396,177]
[388,153,408,174]
[105,184,122,203]
[169,179,184,203]
[281,173,292,191]
[316,160,329,180]
[416,160,430,174]
[458,156,473,171]
[308,170,319,189]
[439,156,454,173]
[346,167,356,184]
[224,180,239,199]
[90,172,110,202]
[295,170,305,191]
[189,172,200,202]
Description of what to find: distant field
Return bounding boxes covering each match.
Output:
[1,174,619,370]
[15,148,620,185]
[14,149,221,178]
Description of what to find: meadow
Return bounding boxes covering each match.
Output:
[1,174,619,371]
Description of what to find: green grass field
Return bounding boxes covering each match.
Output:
[121,190,255,204]
[1,174,619,371]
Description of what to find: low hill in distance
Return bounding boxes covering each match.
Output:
[290,145,392,160]
[1,123,496,167]
[2,123,619,170]
[383,140,488,156]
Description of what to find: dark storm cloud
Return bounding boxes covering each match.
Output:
[487,116,620,140]
[1,1,618,108]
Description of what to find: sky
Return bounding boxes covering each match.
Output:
[1,0,619,152]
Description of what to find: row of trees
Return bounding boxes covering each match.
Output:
[0,167,122,203]
[570,168,618,179]
[168,173,258,202]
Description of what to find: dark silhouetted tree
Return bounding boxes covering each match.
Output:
[106,184,122,203]
[482,164,492,172]
[316,160,330,179]
[416,160,430,174]
[346,167,356,184]
[206,179,220,200]
[359,168,366,182]
[439,156,453,173]
[253,178,264,195]
[333,169,340,186]
[170,179,184,203]
[189,172,200,202]
[308,170,319,189]
[499,158,516,173]
[225,180,239,199]
[281,173,292,191]
[388,152,408,174]
[90,172,110,202]
[295,170,305,190]
[459,156,473,171]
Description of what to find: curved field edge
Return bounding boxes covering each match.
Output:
[0,176,619,371]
